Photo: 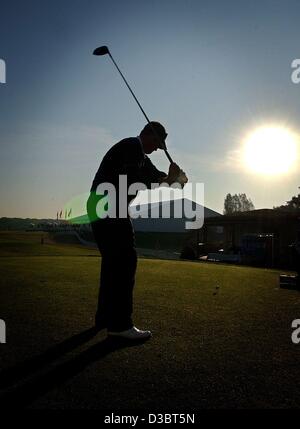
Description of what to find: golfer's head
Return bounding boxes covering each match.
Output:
[140,122,167,154]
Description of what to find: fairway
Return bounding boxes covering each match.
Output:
[1,231,300,409]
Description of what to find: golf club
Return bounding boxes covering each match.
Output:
[93,45,173,163]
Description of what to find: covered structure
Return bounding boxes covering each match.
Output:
[194,209,300,268]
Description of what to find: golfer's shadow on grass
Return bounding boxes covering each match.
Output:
[0,327,147,408]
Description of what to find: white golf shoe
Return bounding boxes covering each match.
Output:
[107,326,152,341]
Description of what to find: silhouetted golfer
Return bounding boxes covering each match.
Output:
[87,122,185,340]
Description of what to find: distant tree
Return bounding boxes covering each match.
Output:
[223,193,255,215]
[274,187,300,211]
[224,193,233,214]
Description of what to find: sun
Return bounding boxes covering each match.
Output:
[243,126,298,176]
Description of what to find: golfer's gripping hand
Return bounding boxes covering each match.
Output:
[168,163,181,181]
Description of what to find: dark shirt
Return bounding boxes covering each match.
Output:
[90,137,166,214]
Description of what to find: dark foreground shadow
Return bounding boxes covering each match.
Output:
[0,327,99,390]
[0,328,148,409]
[280,285,300,291]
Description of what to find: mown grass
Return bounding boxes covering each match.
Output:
[0,231,300,409]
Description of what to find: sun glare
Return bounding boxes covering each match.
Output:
[243,126,298,176]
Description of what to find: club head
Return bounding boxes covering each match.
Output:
[93,46,110,56]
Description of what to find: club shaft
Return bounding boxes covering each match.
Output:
[108,53,150,122]
[108,52,173,164]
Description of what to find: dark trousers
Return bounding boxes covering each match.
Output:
[90,217,137,331]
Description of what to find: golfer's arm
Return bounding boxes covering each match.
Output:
[158,175,169,186]
[158,175,178,186]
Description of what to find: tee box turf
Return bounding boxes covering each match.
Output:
[279,274,299,290]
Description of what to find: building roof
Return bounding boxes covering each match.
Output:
[203,208,300,227]
[131,198,221,232]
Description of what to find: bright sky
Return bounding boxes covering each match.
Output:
[0,0,300,218]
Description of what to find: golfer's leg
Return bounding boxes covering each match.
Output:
[91,218,137,331]
[89,219,110,327]
[95,249,137,330]
[95,252,110,327]
[108,246,137,331]
[104,218,137,331]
